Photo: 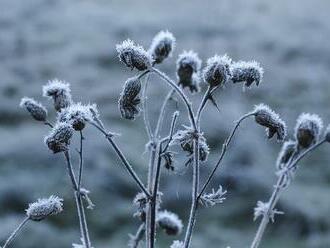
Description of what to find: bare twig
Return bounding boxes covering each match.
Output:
[2,217,29,248]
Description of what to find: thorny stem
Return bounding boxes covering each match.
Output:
[64,151,91,248]
[2,217,29,248]
[129,224,145,248]
[142,74,154,140]
[250,139,326,248]
[198,113,254,198]
[89,121,151,198]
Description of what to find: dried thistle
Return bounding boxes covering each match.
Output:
[276,140,297,170]
[26,195,63,221]
[199,185,226,207]
[119,77,142,120]
[20,97,47,122]
[253,104,287,142]
[203,55,232,88]
[295,113,323,149]
[116,39,153,71]
[149,30,176,64]
[44,122,74,153]
[253,201,283,223]
[42,79,72,112]
[176,50,202,93]
[231,61,264,87]
[156,210,183,236]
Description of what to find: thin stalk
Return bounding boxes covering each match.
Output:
[78,131,84,191]
[44,121,54,128]
[198,113,254,198]
[2,217,29,248]
[129,224,145,248]
[142,74,153,140]
[196,86,211,126]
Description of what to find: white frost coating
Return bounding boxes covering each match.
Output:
[26,195,63,221]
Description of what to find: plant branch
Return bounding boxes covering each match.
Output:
[2,217,29,248]
[142,74,154,140]
[129,224,145,248]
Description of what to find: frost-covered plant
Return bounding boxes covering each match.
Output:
[16,30,330,248]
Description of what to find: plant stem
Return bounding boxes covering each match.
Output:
[78,131,84,191]
[196,86,211,126]
[129,224,145,248]
[2,217,29,248]
[142,74,154,140]
[198,113,254,198]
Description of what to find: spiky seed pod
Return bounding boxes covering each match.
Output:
[231,61,264,87]
[203,55,232,87]
[325,125,330,143]
[118,77,142,120]
[44,122,74,153]
[276,140,297,170]
[176,50,202,93]
[253,104,287,142]
[170,241,184,248]
[43,79,72,112]
[26,195,63,221]
[295,113,323,148]
[149,30,176,64]
[58,103,95,131]
[116,39,153,71]
[20,97,47,122]
[157,210,183,236]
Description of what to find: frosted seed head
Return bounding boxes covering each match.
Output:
[42,79,72,111]
[26,195,63,221]
[44,122,74,153]
[20,97,47,122]
[276,140,297,170]
[157,210,183,236]
[116,39,153,71]
[170,241,184,248]
[149,30,176,64]
[203,55,232,87]
[231,61,264,87]
[253,104,287,142]
[176,50,202,93]
[118,77,142,120]
[295,113,323,148]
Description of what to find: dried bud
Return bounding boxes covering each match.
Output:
[116,39,153,71]
[58,103,95,131]
[325,125,330,143]
[20,97,47,122]
[44,122,74,153]
[253,104,287,142]
[276,140,297,170]
[253,201,283,222]
[170,241,184,248]
[199,186,226,207]
[203,55,232,87]
[157,210,183,236]
[149,30,176,64]
[43,79,72,112]
[26,195,63,221]
[295,113,323,148]
[231,61,264,87]
[176,50,202,93]
[119,77,142,120]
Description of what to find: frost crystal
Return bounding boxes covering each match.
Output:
[253,201,283,222]
[276,140,297,170]
[295,113,323,148]
[26,195,63,221]
[44,122,74,153]
[157,210,183,236]
[199,185,227,207]
[42,79,72,111]
[203,54,232,87]
[176,50,202,93]
[231,60,264,87]
[253,104,287,142]
[149,30,176,64]
[118,77,142,120]
[170,240,184,248]
[116,39,153,71]
[20,97,47,122]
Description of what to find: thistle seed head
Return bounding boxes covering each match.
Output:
[44,122,74,153]
[20,97,47,122]
[203,54,232,87]
[149,30,176,64]
[116,39,153,71]
[170,241,184,248]
[26,195,63,221]
[118,77,142,120]
[157,210,183,236]
[253,104,287,142]
[42,79,72,111]
[276,140,297,170]
[231,61,264,87]
[176,50,202,93]
[295,113,323,148]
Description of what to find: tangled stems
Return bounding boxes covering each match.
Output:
[250,139,326,248]
[2,217,29,248]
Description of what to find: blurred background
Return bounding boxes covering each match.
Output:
[1,0,330,247]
